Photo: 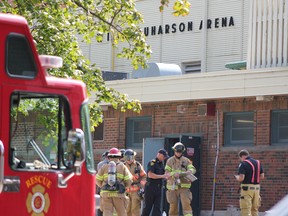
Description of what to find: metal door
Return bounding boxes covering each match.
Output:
[164,135,201,216]
[181,135,201,216]
[142,137,164,172]
[142,137,166,216]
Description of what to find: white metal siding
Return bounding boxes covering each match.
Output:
[247,0,288,69]
[206,0,246,71]
[90,41,111,71]
[242,0,249,60]
[78,0,249,73]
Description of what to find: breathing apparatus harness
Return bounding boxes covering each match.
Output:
[102,160,126,193]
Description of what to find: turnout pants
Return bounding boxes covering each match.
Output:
[239,184,261,216]
[166,188,193,216]
[101,196,129,216]
[127,191,142,216]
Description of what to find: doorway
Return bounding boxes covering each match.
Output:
[164,135,201,216]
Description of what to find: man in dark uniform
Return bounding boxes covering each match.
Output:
[141,149,169,216]
[235,149,264,216]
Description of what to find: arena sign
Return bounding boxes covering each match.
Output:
[143,16,235,36]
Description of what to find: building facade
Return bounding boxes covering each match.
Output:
[82,0,288,214]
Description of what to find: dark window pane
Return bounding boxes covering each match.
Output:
[134,120,151,131]
[93,122,104,140]
[272,110,288,144]
[126,117,152,148]
[279,113,288,126]
[6,34,37,78]
[279,128,288,140]
[232,128,253,141]
[224,112,254,146]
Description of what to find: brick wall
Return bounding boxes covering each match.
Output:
[95,96,288,211]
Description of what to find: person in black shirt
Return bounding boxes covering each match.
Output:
[141,149,169,216]
[235,149,264,216]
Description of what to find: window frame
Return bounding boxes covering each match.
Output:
[224,112,254,146]
[9,92,72,171]
[126,116,152,149]
[93,121,104,141]
[6,33,37,79]
[271,110,288,145]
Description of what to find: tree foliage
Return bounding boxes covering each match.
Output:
[0,0,150,127]
[160,0,191,17]
[0,0,190,128]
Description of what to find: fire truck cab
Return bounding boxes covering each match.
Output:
[0,13,96,215]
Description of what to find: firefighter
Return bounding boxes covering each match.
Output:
[96,150,109,216]
[235,149,264,216]
[120,148,126,162]
[165,142,196,216]
[97,150,109,171]
[96,147,132,216]
[124,149,147,216]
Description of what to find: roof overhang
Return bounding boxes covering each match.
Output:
[95,67,288,104]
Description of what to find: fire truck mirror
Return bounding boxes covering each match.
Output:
[64,129,85,170]
[0,141,4,193]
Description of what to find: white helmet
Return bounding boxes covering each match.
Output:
[172,142,185,153]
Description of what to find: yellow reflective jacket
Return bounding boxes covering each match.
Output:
[165,156,196,190]
[96,159,132,197]
[124,160,147,192]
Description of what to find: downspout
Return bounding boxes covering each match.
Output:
[201,0,208,73]
[211,109,220,215]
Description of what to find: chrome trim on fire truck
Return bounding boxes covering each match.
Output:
[2,176,20,192]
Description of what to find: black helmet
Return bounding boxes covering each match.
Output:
[172,142,185,153]
[120,149,126,157]
[102,150,109,158]
[124,149,135,161]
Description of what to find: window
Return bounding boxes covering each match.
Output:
[81,103,95,172]
[126,117,152,148]
[6,33,37,78]
[10,92,72,170]
[93,122,104,141]
[271,110,288,145]
[224,112,254,146]
[182,61,201,74]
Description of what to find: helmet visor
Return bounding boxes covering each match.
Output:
[174,146,184,153]
[125,155,134,161]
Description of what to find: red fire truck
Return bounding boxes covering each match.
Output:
[0,13,96,215]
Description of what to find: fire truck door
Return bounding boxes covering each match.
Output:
[0,87,83,216]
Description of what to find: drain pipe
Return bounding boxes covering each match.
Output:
[211,109,220,215]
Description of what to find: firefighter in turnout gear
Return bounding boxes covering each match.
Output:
[165,142,196,216]
[120,148,126,162]
[235,149,264,216]
[96,150,109,216]
[96,147,133,216]
[124,149,147,216]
